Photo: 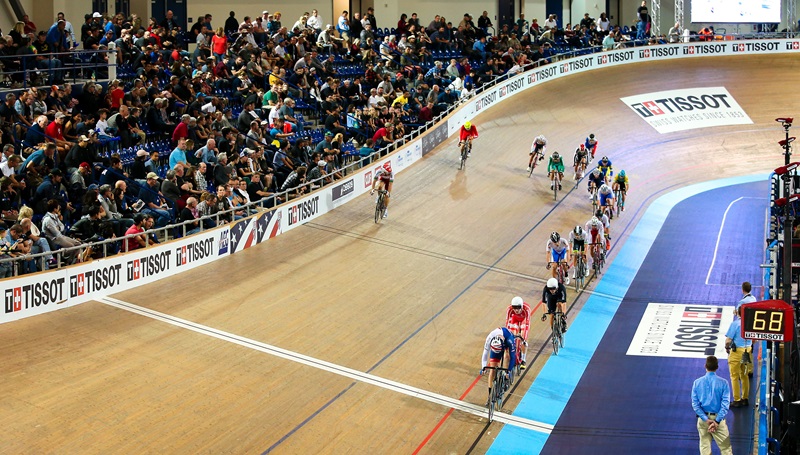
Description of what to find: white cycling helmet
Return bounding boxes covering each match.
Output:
[489,336,504,353]
[546,278,558,289]
[591,216,602,226]
[600,183,611,193]
[511,296,524,308]
[592,168,601,176]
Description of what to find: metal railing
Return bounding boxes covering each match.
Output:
[2,33,797,277]
[0,48,113,91]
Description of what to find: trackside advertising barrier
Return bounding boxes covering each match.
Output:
[2,39,796,325]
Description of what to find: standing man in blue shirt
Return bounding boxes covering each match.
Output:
[735,281,757,377]
[691,355,733,455]
[725,306,752,408]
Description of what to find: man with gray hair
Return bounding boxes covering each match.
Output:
[172,113,191,145]
[214,153,231,186]
[178,196,201,236]
[196,138,218,165]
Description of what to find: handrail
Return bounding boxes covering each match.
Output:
[13,121,62,154]
[0,48,113,90]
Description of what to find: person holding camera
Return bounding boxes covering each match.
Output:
[725,306,752,408]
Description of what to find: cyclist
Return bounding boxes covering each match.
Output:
[612,170,629,211]
[505,296,531,369]
[597,155,613,181]
[528,135,547,172]
[585,215,605,266]
[587,168,605,200]
[568,225,587,280]
[598,183,615,217]
[480,326,517,405]
[540,277,568,333]
[584,133,598,160]
[546,231,570,285]
[573,144,589,180]
[547,151,565,190]
[458,121,479,157]
[595,208,612,250]
[370,161,394,218]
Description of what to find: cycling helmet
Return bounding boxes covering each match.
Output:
[592,168,601,176]
[552,151,560,159]
[489,336,504,353]
[464,121,472,130]
[579,144,585,150]
[546,278,558,289]
[550,231,560,243]
[536,135,546,143]
[383,161,392,172]
[619,170,626,177]
[591,216,601,226]
[601,156,609,162]
[595,209,603,218]
[600,183,611,193]
[511,296,524,308]
[574,225,584,236]
[589,133,595,139]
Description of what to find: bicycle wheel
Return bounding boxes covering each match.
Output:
[574,258,582,292]
[459,145,467,170]
[553,176,559,201]
[374,193,383,223]
[496,373,507,410]
[488,383,495,422]
[529,157,535,177]
[552,324,560,355]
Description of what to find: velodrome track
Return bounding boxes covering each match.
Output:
[1,54,797,454]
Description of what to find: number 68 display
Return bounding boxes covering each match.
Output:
[741,300,795,342]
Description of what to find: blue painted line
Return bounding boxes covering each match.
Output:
[263,183,586,451]
[488,173,770,454]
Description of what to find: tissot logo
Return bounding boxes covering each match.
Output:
[475,91,497,112]
[127,250,172,280]
[69,264,123,297]
[785,41,800,50]
[175,238,215,266]
[288,196,320,226]
[4,278,66,313]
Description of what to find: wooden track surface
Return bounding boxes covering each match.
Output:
[2,55,799,454]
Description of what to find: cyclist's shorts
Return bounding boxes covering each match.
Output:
[488,347,505,362]
[572,239,585,252]
[531,144,544,155]
[551,249,566,264]
[590,228,601,244]
[616,182,627,192]
[546,300,558,314]
[599,193,611,207]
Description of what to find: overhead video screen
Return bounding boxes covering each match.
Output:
[691,0,781,23]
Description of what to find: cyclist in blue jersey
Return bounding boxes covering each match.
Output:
[587,168,605,199]
[481,326,517,405]
[597,155,613,181]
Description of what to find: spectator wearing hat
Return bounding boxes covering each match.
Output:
[130,149,149,180]
[68,162,91,198]
[32,168,71,215]
[45,112,74,160]
[139,172,171,228]
[65,134,103,173]
[306,158,328,187]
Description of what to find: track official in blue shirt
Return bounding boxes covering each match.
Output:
[691,355,733,455]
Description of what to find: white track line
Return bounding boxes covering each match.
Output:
[705,197,766,285]
[99,296,553,434]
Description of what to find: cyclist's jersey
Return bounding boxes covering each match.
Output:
[546,237,569,254]
[541,283,567,311]
[598,185,614,196]
[531,136,547,153]
[505,302,532,339]
[481,327,517,369]
[573,147,588,165]
[598,159,613,177]
[585,219,605,240]
[548,157,565,173]
[614,174,629,186]
[459,125,479,142]
[568,230,586,249]
[598,212,610,228]
[585,137,598,152]
[374,167,395,182]
[588,172,605,187]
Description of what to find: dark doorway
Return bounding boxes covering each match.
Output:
[498,0,515,29]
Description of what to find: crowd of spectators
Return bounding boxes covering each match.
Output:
[0,5,673,276]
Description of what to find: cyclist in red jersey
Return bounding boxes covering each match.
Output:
[458,121,479,156]
[506,296,531,369]
[370,161,394,218]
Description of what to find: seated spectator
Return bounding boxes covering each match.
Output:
[4,223,36,274]
[139,172,171,228]
[41,199,82,263]
[124,213,152,252]
[178,197,201,236]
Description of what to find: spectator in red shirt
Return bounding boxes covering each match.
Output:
[172,114,191,145]
[45,112,73,159]
[109,79,125,110]
[419,101,434,123]
[372,122,394,148]
[124,213,150,251]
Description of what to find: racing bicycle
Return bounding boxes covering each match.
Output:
[548,260,570,286]
[484,366,512,422]
[589,241,606,275]
[374,189,388,223]
[550,172,562,201]
[573,251,587,291]
[459,140,471,170]
[615,189,626,215]
[529,147,545,177]
[543,310,565,355]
